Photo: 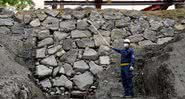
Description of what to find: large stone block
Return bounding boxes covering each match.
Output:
[94,35,110,46]
[0,18,14,26]
[83,47,98,60]
[37,38,54,47]
[36,65,52,77]
[89,61,103,75]
[36,47,46,58]
[41,55,58,66]
[73,60,89,72]
[71,30,92,38]
[42,17,59,30]
[60,20,76,32]
[53,75,73,89]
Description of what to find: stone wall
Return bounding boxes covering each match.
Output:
[1,8,185,98]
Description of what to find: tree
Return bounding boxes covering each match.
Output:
[0,0,34,10]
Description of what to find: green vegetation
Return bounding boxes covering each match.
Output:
[0,0,34,10]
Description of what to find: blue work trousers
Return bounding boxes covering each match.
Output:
[120,66,134,96]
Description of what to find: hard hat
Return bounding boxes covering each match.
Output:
[123,39,131,43]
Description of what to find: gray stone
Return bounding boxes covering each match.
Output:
[73,60,89,72]
[36,47,46,58]
[53,75,73,89]
[163,19,175,27]
[94,35,110,46]
[0,18,13,26]
[78,38,95,48]
[128,34,144,43]
[62,39,73,50]
[36,12,47,21]
[48,45,62,55]
[89,61,103,75]
[157,37,173,45]
[60,49,78,64]
[30,19,40,27]
[71,30,92,38]
[63,63,74,76]
[36,65,52,77]
[150,20,163,30]
[52,66,60,77]
[61,14,72,20]
[111,29,129,40]
[160,27,175,37]
[101,20,114,31]
[45,10,59,17]
[98,45,110,55]
[115,17,131,27]
[83,47,98,60]
[88,25,98,34]
[60,20,76,32]
[174,24,185,30]
[103,9,122,20]
[77,20,89,30]
[72,11,85,19]
[41,55,58,66]
[0,27,10,34]
[38,38,54,47]
[76,40,86,48]
[37,30,50,40]
[42,17,59,30]
[54,31,68,41]
[90,11,103,21]
[99,56,110,65]
[73,71,94,90]
[59,66,65,74]
[56,49,65,57]
[138,40,156,46]
[40,79,52,88]
[11,23,24,34]
[129,23,143,34]
[23,15,32,24]
[143,29,157,42]
[99,30,111,37]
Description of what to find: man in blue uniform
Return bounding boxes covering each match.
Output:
[111,39,135,98]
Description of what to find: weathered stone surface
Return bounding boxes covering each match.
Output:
[174,24,185,30]
[129,23,143,34]
[143,29,157,42]
[54,31,68,41]
[52,66,60,77]
[76,38,95,48]
[23,14,31,24]
[150,20,163,30]
[40,79,52,88]
[111,29,129,40]
[73,60,89,72]
[30,19,40,27]
[42,17,59,30]
[59,66,65,74]
[60,20,76,32]
[11,23,24,34]
[101,20,114,30]
[0,18,13,26]
[76,40,86,48]
[163,19,175,27]
[63,39,73,51]
[94,35,110,46]
[0,27,10,34]
[99,56,110,65]
[157,37,173,45]
[98,45,110,55]
[61,14,72,20]
[99,30,111,37]
[45,10,59,17]
[83,47,98,60]
[36,47,46,58]
[138,40,156,46]
[89,61,103,75]
[77,20,89,30]
[56,49,65,57]
[63,63,74,76]
[90,11,103,21]
[60,49,78,64]
[48,45,62,55]
[115,17,131,27]
[37,30,50,40]
[103,9,122,20]
[53,75,73,89]
[71,30,92,38]
[128,34,144,43]
[73,71,94,90]
[160,27,174,36]
[41,55,58,66]
[36,12,47,21]
[72,11,85,19]
[38,38,54,47]
[36,65,52,77]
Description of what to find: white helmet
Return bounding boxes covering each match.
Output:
[123,39,131,43]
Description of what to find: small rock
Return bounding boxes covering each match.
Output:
[73,60,89,72]
[23,14,31,24]
[98,45,110,55]
[53,66,60,77]
[128,34,144,43]
[76,40,86,48]
[103,9,122,20]
[101,20,114,31]
[11,23,24,34]
[45,10,59,17]
[89,61,103,75]
[115,17,130,27]
[99,30,111,37]
[36,12,47,21]
[73,71,94,90]
[83,47,98,60]
[160,27,174,36]
[30,19,40,27]
[63,63,74,76]
[54,31,68,41]
[150,20,163,30]
[36,47,46,58]
[71,30,92,38]
[81,38,95,48]
[60,20,76,32]
[163,19,175,27]
[62,39,73,51]
[99,56,110,65]
[94,35,110,46]
[56,49,65,57]
[60,49,78,64]
[77,20,89,30]
[0,27,10,34]
[36,65,52,77]
[37,30,50,40]
[129,23,143,34]
[38,38,54,47]
[59,66,65,74]
[143,29,157,42]
[138,40,156,46]
[174,24,185,30]
[0,18,14,26]
[72,11,85,19]
[111,29,129,40]
[40,79,52,88]
[48,45,62,55]
[41,55,58,66]
[61,14,72,20]
[53,75,73,89]
[42,16,59,30]
[157,37,173,45]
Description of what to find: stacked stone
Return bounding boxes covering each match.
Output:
[10,9,184,96]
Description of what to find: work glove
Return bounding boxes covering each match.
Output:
[129,66,134,71]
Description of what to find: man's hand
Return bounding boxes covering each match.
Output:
[129,66,134,71]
